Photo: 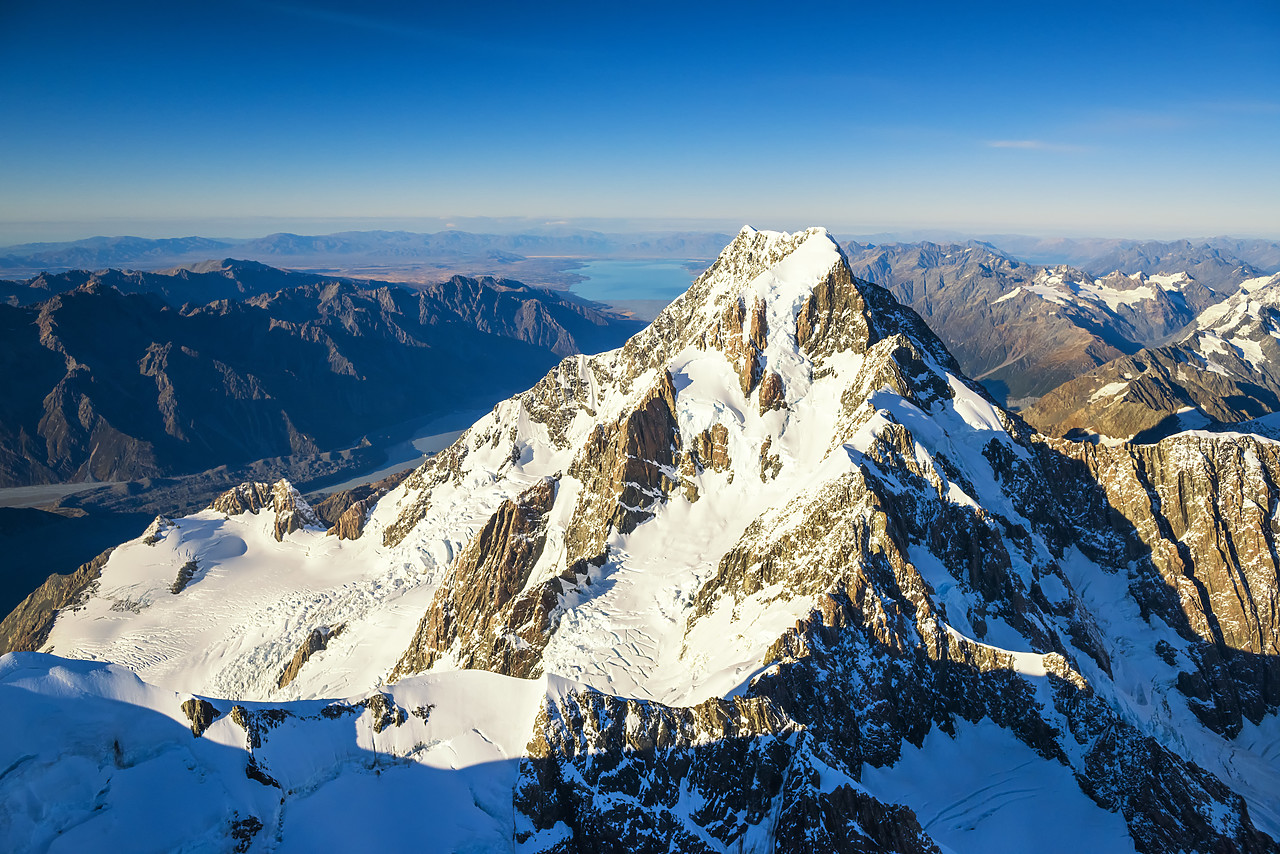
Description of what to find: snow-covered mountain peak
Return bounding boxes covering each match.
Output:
[9,229,1280,852]
[686,225,837,305]
[34,226,1016,705]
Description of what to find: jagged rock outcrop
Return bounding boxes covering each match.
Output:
[210,481,276,516]
[394,479,558,679]
[311,469,411,541]
[691,423,731,472]
[210,479,321,541]
[757,369,786,413]
[170,559,199,594]
[277,624,346,689]
[327,498,376,541]
[181,697,222,737]
[563,371,683,567]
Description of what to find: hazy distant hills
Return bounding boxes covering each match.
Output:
[980,235,1275,287]
[0,230,737,278]
[0,259,364,307]
[5,229,1276,280]
[0,236,235,274]
[0,263,641,487]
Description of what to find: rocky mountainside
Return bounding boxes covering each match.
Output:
[1,228,1277,853]
[1026,273,1280,442]
[0,271,639,487]
[842,242,1237,407]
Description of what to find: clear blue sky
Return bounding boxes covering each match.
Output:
[2,0,1277,242]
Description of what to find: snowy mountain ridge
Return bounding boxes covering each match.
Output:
[3,227,1278,853]
[1026,272,1280,442]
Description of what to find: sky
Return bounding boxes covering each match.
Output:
[1,0,1278,243]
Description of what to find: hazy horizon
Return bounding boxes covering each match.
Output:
[3,216,1279,250]
[3,2,1277,242]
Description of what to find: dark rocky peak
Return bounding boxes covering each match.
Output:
[210,479,321,541]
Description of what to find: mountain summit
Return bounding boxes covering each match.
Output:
[2,228,1277,852]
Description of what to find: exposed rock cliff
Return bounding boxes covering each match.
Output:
[0,547,111,655]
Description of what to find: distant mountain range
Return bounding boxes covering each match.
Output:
[3,229,1276,284]
[842,241,1257,406]
[0,261,641,488]
[0,230,738,278]
[975,235,1280,282]
[1026,273,1280,442]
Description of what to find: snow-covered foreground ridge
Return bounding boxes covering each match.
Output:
[4,227,1280,852]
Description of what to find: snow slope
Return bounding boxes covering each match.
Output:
[0,653,544,853]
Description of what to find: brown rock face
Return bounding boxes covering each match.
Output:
[758,369,786,413]
[691,423,731,473]
[210,479,320,541]
[211,482,274,516]
[393,478,558,680]
[563,371,683,567]
[712,296,767,399]
[328,498,375,541]
[1044,433,1280,735]
[311,468,410,541]
[0,547,111,655]
[181,697,222,737]
[759,437,783,481]
[797,260,871,359]
[170,560,199,595]
[277,623,346,689]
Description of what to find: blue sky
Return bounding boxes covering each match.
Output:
[1,0,1277,242]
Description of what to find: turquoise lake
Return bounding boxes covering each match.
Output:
[568,260,698,303]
